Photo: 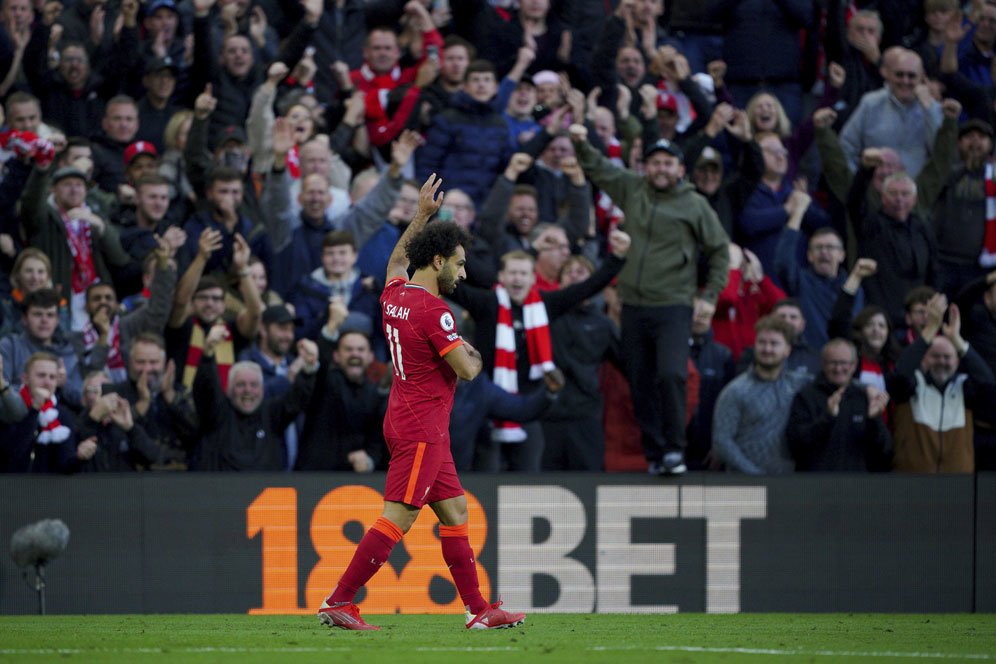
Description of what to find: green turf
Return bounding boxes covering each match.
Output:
[0,614,994,664]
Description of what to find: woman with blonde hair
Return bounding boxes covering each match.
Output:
[0,248,71,336]
[158,109,196,226]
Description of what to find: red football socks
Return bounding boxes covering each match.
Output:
[439,523,488,614]
[328,517,403,604]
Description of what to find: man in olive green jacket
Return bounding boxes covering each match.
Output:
[20,165,132,328]
[571,125,729,475]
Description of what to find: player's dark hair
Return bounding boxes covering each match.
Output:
[406,222,470,270]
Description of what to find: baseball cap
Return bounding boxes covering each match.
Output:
[262,304,300,326]
[124,141,158,166]
[145,0,179,16]
[958,118,994,140]
[531,70,559,87]
[657,90,679,114]
[144,55,179,75]
[695,146,722,169]
[217,124,248,147]
[51,166,87,184]
[643,138,684,161]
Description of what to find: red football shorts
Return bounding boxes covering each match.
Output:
[383,438,464,508]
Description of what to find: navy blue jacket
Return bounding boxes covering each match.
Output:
[710,0,813,84]
[288,270,382,354]
[0,404,78,473]
[416,91,512,207]
[270,214,336,298]
[450,374,552,471]
[182,210,273,278]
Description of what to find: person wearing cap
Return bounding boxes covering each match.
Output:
[18,159,132,326]
[686,147,733,231]
[123,141,160,189]
[929,118,996,295]
[571,123,729,476]
[238,304,298,400]
[238,303,301,469]
[91,95,141,193]
[141,0,188,103]
[135,56,181,152]
[502,75,542,148]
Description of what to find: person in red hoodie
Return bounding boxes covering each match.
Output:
[712,243,785,362]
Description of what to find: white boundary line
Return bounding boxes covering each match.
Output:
[0,645,991,659]
[589,645,994,659]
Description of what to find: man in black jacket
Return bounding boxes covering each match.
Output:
[296,311,386,473]
[541,255,621,471]
[191,323,318,471]
[786,338,892,471]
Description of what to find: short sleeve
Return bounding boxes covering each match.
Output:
[424,302,463,357]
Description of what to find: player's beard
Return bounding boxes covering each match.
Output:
[438,269,457,295]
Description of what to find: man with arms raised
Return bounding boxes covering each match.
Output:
[318,174,525,631]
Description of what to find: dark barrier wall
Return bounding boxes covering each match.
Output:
[0,474,991,615]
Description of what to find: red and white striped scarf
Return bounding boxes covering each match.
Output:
[62,214,97,295]
[492,284,555,442]
[595,137,626,235]
[81,316,126,382]
[287,144,300,180]
[859,357,886,393]
[980,162,996,267]
[19,385,70,444]
[605,136,624,167]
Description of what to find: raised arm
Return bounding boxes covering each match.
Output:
[385,173,444,284]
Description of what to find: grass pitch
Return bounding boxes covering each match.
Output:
[0,613,993,664]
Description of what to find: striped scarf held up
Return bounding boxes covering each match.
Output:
[981,162,996,267]
[183,319,234,391]
[19,385,70,444]
[492,284,555,442]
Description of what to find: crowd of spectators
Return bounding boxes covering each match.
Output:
[2,0,996,476]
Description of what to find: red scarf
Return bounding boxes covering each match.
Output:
[287,144,300,180]
[81,316,125,381]
[183,318,234,391]
[980,162,996,267]
[492,284,555,442]
[859,356,886,393]
[62,213,97,295]
[19,385,70,444]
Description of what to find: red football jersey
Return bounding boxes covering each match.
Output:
[380,277,464,443]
